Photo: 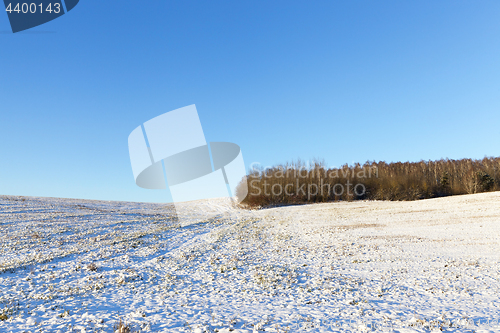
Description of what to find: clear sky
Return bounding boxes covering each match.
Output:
[1,1,499,203]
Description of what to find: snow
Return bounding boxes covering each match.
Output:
[0,192,499,332]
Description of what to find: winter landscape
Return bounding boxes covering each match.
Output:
[0,192,499,332]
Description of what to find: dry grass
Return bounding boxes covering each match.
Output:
[114,318,134,333]
[86,262,98,272]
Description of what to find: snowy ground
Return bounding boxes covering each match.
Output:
[0,192,499,332]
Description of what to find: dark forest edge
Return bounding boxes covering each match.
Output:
[235,157,500,209]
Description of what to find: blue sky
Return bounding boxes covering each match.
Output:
[1,1,499,203]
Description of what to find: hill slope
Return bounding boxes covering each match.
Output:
[0,193,499,332]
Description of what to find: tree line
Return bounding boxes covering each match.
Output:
[236,157,500,208]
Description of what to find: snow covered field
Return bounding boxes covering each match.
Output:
[0,192,499,332]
